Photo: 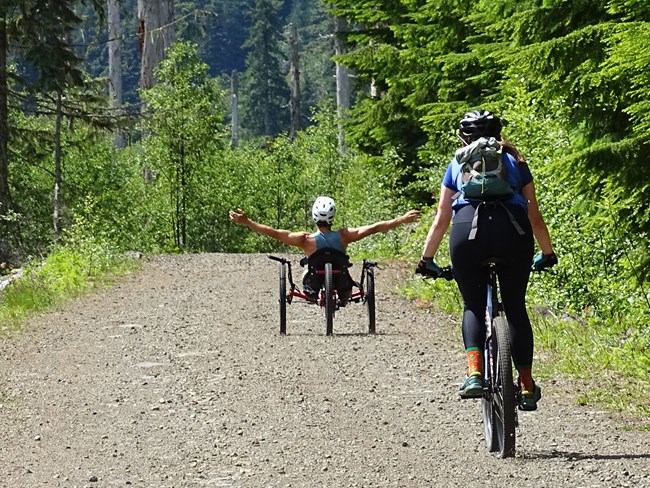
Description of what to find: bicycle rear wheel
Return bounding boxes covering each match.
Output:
[278,263,287,335]
[486,315,516,458]
[324,263,335,336]
[365,267,376,334]
[482,332,498,452]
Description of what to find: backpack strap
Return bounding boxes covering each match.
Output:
[468,203,482,240]
[468,201,526,241]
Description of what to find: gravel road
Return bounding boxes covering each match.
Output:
[1,253,648,488]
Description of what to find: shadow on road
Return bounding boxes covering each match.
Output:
[525,450,650,461]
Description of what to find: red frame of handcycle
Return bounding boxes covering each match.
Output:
[288,268,365,306]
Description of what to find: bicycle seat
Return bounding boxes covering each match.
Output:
[481,257,506,269]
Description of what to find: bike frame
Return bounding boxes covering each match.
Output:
[268,255,371,306]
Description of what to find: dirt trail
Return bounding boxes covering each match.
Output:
[0,253,648,488]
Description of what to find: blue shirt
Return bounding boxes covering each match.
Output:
[442,151,533,213]
[311,230,345,252]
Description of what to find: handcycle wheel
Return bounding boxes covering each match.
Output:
[324,262,335,336]
[365,267,376,334]
[489,315,516,458]
[279,262,287,335]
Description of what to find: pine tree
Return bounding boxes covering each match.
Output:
[240,0,290,137]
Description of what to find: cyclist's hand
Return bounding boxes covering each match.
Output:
[228,209,249,225]
[415,257,443,278]
[532,251,558,271]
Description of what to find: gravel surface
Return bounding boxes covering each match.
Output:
[1,253,649,488]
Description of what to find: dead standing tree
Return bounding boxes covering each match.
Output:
[289,24,301,140]
[334,16,349,152]
[138,0,175,91]
[107,0,125,148]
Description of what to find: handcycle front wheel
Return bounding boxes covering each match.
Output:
[365,267,376,334]
[278,262,287,335]
[324,262,335,336]
[482,315,516,458]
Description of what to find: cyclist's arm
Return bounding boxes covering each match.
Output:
[340,209,421,245]
[421,184,455,259]
[521,182,554,255]
[228,209,310,250]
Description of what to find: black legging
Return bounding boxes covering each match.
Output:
[449,203,535,370]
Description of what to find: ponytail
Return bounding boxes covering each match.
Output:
[499,139,526,164]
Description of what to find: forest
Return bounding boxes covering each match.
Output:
[1,0,649,415]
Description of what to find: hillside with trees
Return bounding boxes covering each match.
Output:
[0,0,649,416]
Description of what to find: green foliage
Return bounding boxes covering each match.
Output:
[0,208,135,334]
[534,314,650,417]
[140,40,228,251]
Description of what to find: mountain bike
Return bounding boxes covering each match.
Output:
[269,249,377,336]
[418,259,518,458]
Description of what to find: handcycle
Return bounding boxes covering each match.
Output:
[417,259,522,458]
[268,248,377,336]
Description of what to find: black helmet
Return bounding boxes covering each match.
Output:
[458,110,502,143]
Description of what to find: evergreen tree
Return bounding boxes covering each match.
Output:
[1,0,106,255]
[240,0,290,137]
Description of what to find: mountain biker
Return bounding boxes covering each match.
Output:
[229,197,421,299]
[416,110,557,411]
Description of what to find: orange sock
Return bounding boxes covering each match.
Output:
[467,348,483,376]
[519,368,534,392]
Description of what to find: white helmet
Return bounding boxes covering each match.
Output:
[312,196,336,225]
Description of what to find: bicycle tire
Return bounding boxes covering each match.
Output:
[365,267,376,334]
[279,263,287,335]
[482,331,499,452]
[325,263,335,336]
[492,315,516,458]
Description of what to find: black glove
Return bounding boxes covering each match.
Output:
[532,251,558,271]
[415,257,443,278]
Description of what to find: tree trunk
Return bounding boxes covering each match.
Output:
[107,0,125,148]
[138,0,175,90]
[53,93,64,239]
[0,5,10,262]
[334,16,349,151]
[231,71,239,148]
[0,4,11,214]
[289,24,301,140]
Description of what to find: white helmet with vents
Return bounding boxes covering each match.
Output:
[311,196,336,224]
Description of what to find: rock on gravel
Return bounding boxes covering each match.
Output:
[0,253,648,488]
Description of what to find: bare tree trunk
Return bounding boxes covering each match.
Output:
[334,16,349,152]
[0,5,10,262]
[138,0,175,90]
[0,4,11,215]
[107,0,125,148]
[53,93,64,239]
[289,24,301,140]
[231,71,239,148]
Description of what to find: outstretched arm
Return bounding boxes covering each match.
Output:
[228,209,310,250]
[340,209,421,245]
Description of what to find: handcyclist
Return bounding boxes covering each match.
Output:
[229,197,420,300]
[416,110,557,411]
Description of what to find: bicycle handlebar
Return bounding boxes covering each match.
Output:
[268,255,291,265]
[417,263,550,281]
[415,265,454,281]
